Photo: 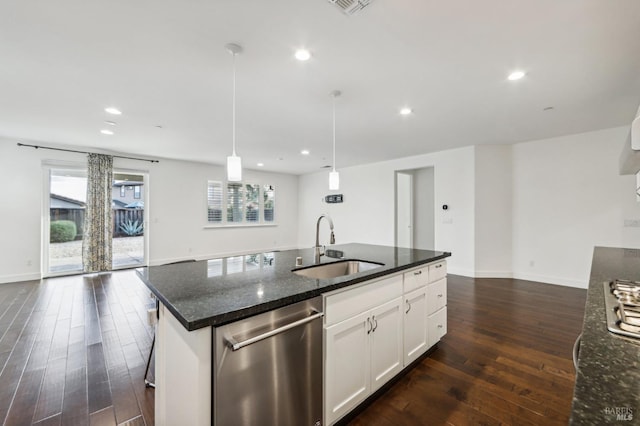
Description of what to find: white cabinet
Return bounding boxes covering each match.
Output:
[427,277,447,348]
[402,261,448,367]
[427,278,447,314]
[324,259,447,425]
[324,275,403,425]
[428,306,447,347]
[403,265,429,293]
[429,261,447,282]
[369,298,403,392]
[325,297,402,425]
[324,311,370,424]
[325,297,403,424]
[402,286,428,366]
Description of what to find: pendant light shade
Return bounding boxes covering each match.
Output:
[227,154,242,181]
[329,170,340,190]
[226,43,243,182]
[329,90,341,190]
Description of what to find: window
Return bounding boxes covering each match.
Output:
[207,181,223,223]
[227,183,244,223]
[263,184,275,222]
[120,185,125,197]
[207,180,275,225]
[134,185,141,199]
[245,184,260,223]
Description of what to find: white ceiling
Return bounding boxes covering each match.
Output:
[2,0,640,175]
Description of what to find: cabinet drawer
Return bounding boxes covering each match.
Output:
[427,307,447,347]
[426,278,447,315]
[428,261,447,283]
[403,266,429,293]
[325,275,403,327]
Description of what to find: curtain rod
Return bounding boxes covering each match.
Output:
[17,142,159,163]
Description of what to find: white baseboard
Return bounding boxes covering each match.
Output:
[511,272,587,289]
[447,269,587,289]
[447,267,476,278]
[0,272,41,284]
[473,270,513,279]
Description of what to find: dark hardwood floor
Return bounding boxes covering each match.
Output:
[350,275,586,426]
[0,271,155,426]
[0,272,585,425]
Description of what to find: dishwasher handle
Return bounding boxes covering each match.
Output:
[226,311,324,351]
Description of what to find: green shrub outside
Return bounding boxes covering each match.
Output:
[50,220,77,243]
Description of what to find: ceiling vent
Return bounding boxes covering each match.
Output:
[328,0,374,16]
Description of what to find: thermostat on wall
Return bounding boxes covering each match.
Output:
[324,194,344,203]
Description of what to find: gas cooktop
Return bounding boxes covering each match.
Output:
[603,280,640,340]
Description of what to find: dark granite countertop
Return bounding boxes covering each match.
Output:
[136,243,450,331]
[571,247,640,425]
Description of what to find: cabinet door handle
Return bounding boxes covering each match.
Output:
[437,324,443,329]
[414,270,422,276]
[367,317,372,334]
[372,315,378,332]
[435,264,442,268]
[405,299,411,314]
[437,293,443,298]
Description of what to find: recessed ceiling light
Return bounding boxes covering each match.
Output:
[105,107,122,115]
[301,149,310,155]
[100,129,114,135]
[507,71,526,81]
[295,49,311,61]
[400,107,413,116]
[105,120,117,126]
[257,162,264,167]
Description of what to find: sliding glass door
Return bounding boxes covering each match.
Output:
[45,168,147,276]
[111,172,146,269]
[47,168,87,274]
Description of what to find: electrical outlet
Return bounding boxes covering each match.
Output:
[529,260,535,267]
[26,260,32,266]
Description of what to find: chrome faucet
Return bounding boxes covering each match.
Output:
[315,214,335,263]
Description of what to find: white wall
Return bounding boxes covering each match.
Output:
[475,145,513,277]
[5,126,636,287]
[297,146,475,276]
[0,138,298,283]
[511,126,640,287]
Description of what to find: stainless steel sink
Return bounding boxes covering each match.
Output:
[293,260,383,279]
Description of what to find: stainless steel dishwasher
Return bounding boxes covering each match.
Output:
[213,297,324,426]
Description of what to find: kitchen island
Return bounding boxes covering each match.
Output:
[137,243,450,426]
[571,247,640,425]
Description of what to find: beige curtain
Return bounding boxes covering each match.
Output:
[83,153,113,272]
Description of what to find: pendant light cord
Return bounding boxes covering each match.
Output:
[232,52,237,157]
[332,94,336,172]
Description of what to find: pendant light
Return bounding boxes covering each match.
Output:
[226,43,243,182]
[329,90,341,190]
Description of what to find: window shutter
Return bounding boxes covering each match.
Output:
[207,181,223,223]
[227,183,244,223]
[263,184,275,222]
[245,184,260,223]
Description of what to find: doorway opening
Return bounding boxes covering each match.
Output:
[395,167,434,249]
